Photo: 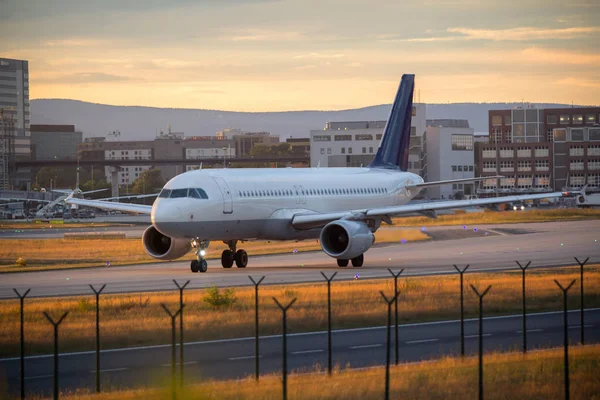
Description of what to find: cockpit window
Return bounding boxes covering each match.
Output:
[159,189,171,198]
[196,188,209,199]
[189,188,201,199]
[170,189,188,198]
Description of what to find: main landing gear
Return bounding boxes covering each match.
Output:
[221,240,248,269]
[190,239,209,273]
[337,254,364,268]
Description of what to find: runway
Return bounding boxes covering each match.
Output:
[1,220,598,299]
[1,309,597,397]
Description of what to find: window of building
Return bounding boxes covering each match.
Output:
[482,148,496,158]
[587,114,597,124]
[341,147,345,154]
[588,159,600,170]
[355,134,373,141]
[588,174,600,187]
[570,175,585,187]
[569,145,584,156]
[469,165,474,172]
[376,134,382,140]
[547,114,558,124]
[517,161,531,171]
[362,147,366,154]
[589,145,600,156]
[570,160,584,170]
[560,115,570,125]
[451,134,473,151]
[452,165,457,172]
[517,147,531,158]
[500,177,515,188]
[327,148,332,154]
[535,146,549,157]
[320,148,325,155]
[369,146,373,153]
[526,123,539,138]
[535,159,549,171]
[573,115,583,125]
[348,148,353,154]
[492,115,502,126]
[535,175,550,187]
[589,128,600,141]
[518,175,533,188]
[504,115,512,125]
[526,109,538,122]
[483,161,496,172]
[313,135,331,141]
[482,178,497,188]
[570,129,584,141]
[334,135,352,141]
[457,165,463,172]
[513,109,525,123]
[500,161,514,172]
[500,148,513,158]
[553,128,567,142]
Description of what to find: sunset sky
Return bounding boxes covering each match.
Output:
[1,0,599,111]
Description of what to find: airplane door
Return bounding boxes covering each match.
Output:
[298,185,307,204]
[213,177,233,214]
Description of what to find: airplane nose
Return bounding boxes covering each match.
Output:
[151,203,181,235]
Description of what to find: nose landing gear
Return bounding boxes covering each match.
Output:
[190,239,209,273]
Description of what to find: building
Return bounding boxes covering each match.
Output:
[0,58,30,188]
[103,140,154,185]
[476,106,600,195]
[184,136,236,171]
[423,119,475,199]
[217,129,280,157]
[309,104,426,172]
[30,125,82,160]
[286,138,310,156]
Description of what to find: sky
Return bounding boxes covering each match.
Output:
[1,0,599,111]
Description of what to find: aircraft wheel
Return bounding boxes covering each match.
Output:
[337,259,349,267]
[190,260,199,273]
[199,259,208,273]
[221,250,234,268]
[351,254,364,267]
[235,249,248,268]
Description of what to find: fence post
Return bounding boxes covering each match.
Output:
[89,284,106,393]
[13,288,30,400]
[555,279,576,400]
[161,304,184,400]
[516,261,530,353]
[470,285,491,400]
[320,271,337,375]
[387,268,404,365]
[380,291,398,400]
[249,276,265,381]
[173,279,190,387]
[453,265,469,356]
[272,297,297,400]
[43,311,69,400]
[574,257,589,345]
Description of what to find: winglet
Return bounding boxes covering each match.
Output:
[369,74,415,171]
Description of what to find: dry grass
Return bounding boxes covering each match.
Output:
[395,208,600,227]
[0,222,132,230]
[27,345,600,400]
[0,228,428,272]
[1,266,598,358]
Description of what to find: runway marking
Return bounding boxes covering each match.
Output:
[465,334,492,338]
[406,339,439,344]
[292,349,324,355]
[228,355,262,361]
[569,325,594,329]
[24,375,53,380]
[161,361,198,367]
[350,344,382,349]
[516,329,544,333]
[2,308,599,362]
[90,368,129,373]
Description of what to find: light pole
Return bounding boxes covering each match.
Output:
[222,146,227,168]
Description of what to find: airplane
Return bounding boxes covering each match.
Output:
[67,74,571,273]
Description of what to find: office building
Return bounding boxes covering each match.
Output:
[217,129,280,157]
[423,119,475,199]
[476,106,600,195]
[309,104,426,173]
[30,125,82,160]
[184,136,236,171]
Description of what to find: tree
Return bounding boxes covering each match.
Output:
[131,169,165,194]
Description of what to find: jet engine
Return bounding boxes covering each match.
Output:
[142,226,191,260]
[319,220,375,260]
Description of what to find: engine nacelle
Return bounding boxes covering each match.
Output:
[142,226,191,260]
[319,220,375,260]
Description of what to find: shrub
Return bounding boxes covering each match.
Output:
[203,286,237,309]
[77,297,94,312]
[15,257,26,267]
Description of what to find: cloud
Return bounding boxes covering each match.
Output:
[223,29,304,42]
[521,47,600,65]
[44,39,107,47]
[403,26,600,42]
[293,53,345,59]
[36,72,139,84]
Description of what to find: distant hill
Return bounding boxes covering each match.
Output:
[30,99,583,141]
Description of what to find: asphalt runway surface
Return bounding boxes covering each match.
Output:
[1,220,598,299]
[1,309,597,397]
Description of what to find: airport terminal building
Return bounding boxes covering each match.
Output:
[476,107,600,195]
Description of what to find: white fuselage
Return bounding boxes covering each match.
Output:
[151,167,423,241]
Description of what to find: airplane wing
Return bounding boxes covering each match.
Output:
[291,191,567,229]
[0,197,52,203]
[98,193,159,201]
[406,176,502,190]
[65,197,153,214]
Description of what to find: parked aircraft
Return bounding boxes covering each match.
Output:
[67,74,569,272]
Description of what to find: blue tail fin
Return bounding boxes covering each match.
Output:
[368,74,415,171]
